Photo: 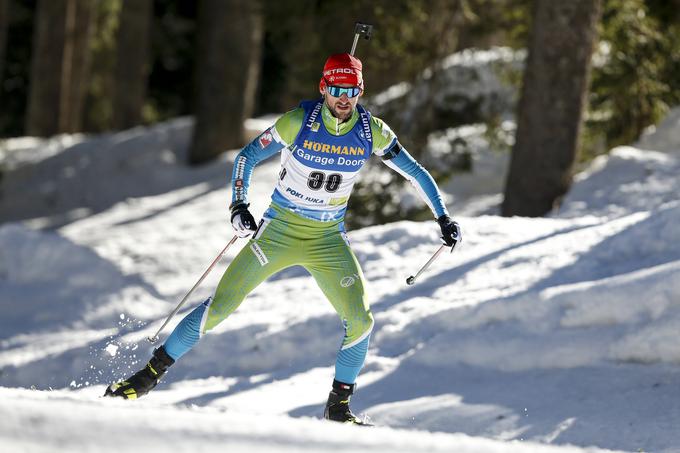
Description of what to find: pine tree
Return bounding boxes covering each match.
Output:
[502,0,602,217]
[59,0,93,133]
[26,0,93,136]
[188,0,263,165]
[112,0,152,130]
[0,0,8,84]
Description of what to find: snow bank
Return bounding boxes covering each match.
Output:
[558,107,680,219]
[557,146,680,218]
[0,118,198,226]
[636,106,680,153]
[2,91,680,451]
[0,387,616,453]
[369,47,524,128]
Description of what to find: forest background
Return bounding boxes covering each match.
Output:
[1,0,679,225]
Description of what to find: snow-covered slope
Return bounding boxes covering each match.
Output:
[1,108,680,452]
[1,388,613,453]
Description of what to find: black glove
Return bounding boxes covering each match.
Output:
[230,202,257,238]
[437,215,462,248]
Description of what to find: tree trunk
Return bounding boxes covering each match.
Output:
[26,0,92,136]
[501,0,602,217]
[0,0,8,84]
[59,0,94,133]
[189,0,263,165]
[112,0,152,130]
[26,0,67,136]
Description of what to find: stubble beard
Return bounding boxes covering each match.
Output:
[325,99,353,122]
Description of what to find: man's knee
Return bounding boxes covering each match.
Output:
[344,309,374,347]
[359,310,374,334]
[203,291,242,333]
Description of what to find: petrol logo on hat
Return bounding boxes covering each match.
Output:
[324,68,358,76]
[324,68,361,85]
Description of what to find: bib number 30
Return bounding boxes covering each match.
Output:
[308,171,342,193]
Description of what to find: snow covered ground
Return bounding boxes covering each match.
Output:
[1,104,680,452]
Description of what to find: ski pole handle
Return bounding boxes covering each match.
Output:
[147,235,239,343]
[406,243,451,286]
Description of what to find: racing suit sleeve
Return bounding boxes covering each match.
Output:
[231,108,304,206]
[371,117,449,218]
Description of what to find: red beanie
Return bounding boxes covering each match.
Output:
[319,53,364,93]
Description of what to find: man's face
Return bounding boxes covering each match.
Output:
[322,83,361,121]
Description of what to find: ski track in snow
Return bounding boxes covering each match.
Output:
[2,101,680,450]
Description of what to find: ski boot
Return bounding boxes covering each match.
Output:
[324,379,371,426]
[104,346,174,399]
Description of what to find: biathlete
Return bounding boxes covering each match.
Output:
[105,53,462,425]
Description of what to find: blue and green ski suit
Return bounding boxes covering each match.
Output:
[163,99,449,384]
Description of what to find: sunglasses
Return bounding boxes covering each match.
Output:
[324,81,361,98]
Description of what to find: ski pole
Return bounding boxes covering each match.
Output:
[406,242,455,286]
[350,22,373,56]
[147,235,239,343]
